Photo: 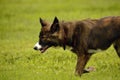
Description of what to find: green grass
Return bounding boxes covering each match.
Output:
[0,0,120,80]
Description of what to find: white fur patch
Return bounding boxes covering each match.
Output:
[88,49,102,53]
[34,42,42,50]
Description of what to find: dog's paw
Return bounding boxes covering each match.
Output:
[83,66,96,73]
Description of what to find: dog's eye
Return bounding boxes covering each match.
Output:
[41,34,50,38]
[41,36,46,38]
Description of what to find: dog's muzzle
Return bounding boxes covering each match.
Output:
[33,42,50,53]
[34,42,42,50]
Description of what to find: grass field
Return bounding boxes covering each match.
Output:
[0,0,120,80]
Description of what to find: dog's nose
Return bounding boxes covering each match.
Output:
[34,47,37,50]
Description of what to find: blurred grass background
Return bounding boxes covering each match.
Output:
[0,0,120,80]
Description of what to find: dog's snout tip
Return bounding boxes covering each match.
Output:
[33,47,37,50]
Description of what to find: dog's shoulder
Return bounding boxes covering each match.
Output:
[77,19,98,29]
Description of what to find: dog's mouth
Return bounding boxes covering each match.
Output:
[39,45,50,53]
[34,42,51,53]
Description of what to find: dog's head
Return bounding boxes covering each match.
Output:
[34,17,61,53]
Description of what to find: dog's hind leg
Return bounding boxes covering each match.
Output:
[113,39,120,57]
[75,53,92,76]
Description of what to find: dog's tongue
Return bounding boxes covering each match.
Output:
[40,46,49,53]
[40,49,46,53]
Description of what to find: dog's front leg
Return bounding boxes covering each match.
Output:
[75,53,91,76]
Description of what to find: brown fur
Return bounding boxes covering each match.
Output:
[34,16,120,76]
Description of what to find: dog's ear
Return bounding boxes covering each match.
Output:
[50,16,60,33]
[39,18,47,27]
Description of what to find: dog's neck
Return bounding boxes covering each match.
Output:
[60,21,75,50]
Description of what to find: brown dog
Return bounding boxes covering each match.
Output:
[34,16,120,76]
